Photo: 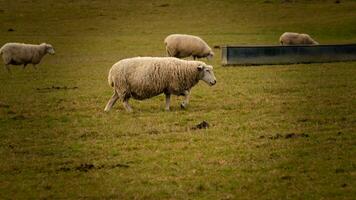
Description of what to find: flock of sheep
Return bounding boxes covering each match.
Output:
[0,32,318,112]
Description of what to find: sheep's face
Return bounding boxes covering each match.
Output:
[45,44,55,55]
[206,51,214,60]
[198,65,216,86]
[310,39,319,45]
[301,34,318,45]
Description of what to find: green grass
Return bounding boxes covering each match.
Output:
[0,0,356,199]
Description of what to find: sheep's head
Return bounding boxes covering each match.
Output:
[301,34,319,45]
[42,43,55,55]
[311,40,319,45]
[206,51,214,60]
[197,64,216,86]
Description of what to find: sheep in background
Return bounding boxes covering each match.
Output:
[279,32,319,45]
[164,34,214,60]
[104,57,217,112]
[0,42,55,72]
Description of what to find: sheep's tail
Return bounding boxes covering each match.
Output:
[107,68,116,88]
[279,38,284,45]
[164,43,174,57]
[164,40,172,57]
[108,73,114,87]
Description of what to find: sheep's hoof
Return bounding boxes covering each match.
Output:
[180,103,187,109]
[165,107,170,111]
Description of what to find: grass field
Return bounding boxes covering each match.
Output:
[0,0,356,199]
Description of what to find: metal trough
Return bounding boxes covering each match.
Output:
[221,44,356,66]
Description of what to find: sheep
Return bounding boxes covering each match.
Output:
[0,42,55,72]
[279,32,319,45]
[104,57,217,112]
[164,34,214,60]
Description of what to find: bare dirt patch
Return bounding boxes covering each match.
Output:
[36,86,78,92]
[260,133,309,140]
[192,121,210,130]
[57,163,130,173]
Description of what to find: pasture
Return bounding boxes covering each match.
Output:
[0,0,355,199]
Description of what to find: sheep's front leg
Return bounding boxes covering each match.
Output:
[4,65,11,73]
[180,90,190,109]
[32,64,37,70]
[122,99,133,112]
[104,91,119,112]
[165,93,171,111]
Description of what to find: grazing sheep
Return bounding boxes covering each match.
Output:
[104,57,217,112]
[0,42,55,72]
[279,32,319,45]
[164,34,214,60]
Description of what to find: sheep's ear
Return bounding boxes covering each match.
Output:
[197,65,204,71]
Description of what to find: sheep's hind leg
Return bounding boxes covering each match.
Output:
[23,63,27,69]
[165,93,171,111]
[104,91,119,112]
[122,98,133,112]
[180,90,190,109]
[32,64,37,70]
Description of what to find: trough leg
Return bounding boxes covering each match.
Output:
[165,93,171,111]
[122,99,133,112]
[180,90,190,109]
[104,91,119,112]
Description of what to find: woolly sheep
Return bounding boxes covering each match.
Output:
[0,42,55,72]
[104,57,217,112]
[279,32,319,45]
[164,34,214,60]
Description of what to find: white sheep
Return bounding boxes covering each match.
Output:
[164,34,214,60]
[0,42,55,72]
[104,57,217,112]
[279,32,319,45]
